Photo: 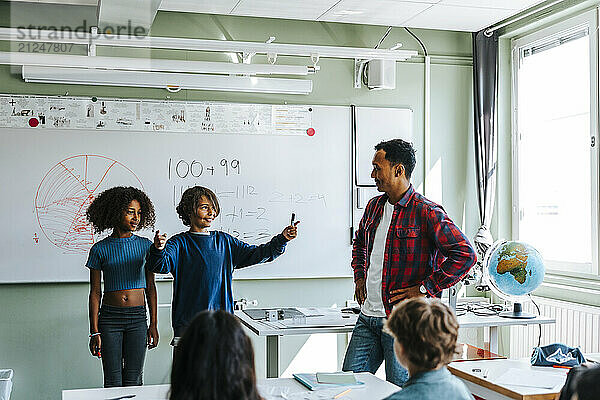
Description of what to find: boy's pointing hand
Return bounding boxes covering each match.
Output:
[154,230,168,250]
[282,221,300,241]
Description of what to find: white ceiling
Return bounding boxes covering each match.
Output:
[8,0,549,32]
[158,0,549,32]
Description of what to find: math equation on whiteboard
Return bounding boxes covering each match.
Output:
[168,157,241,180]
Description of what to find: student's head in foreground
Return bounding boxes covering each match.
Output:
[169,310,262,400]
[384,297,458,374]
[561,364,600,400]
[176,186,220,231]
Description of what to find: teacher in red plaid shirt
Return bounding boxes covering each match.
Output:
[342,139,476,386]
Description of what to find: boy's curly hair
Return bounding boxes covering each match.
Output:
[176,186,220,227]
[384,297,459,370]
[86,186,156,233]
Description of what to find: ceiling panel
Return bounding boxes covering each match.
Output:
[440,0,545,10]
[159,0,238,14]
[231,0,339,20]
[6,0,550,33]
[320,0,433,27]
[403,4,516,31]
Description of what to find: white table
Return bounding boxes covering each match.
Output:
[62,372,399,400]
[236,308,555,378]
[448,359,567,400]
[585,352,600,362]
[258,372,399,399]
[235,308,358,378]
[456,313,556,354]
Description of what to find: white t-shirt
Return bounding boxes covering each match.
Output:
[361,201,394,317]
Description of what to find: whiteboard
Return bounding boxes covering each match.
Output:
[354,107,413,186]
[0,106,352,282]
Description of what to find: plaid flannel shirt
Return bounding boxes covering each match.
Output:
[352,185,476,316]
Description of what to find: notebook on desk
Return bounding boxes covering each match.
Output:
[585,353,600,363]
[293,373,365,391]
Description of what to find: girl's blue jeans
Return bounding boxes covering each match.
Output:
[98,304,147,387]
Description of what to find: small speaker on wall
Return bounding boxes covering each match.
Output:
[367,59,396,90]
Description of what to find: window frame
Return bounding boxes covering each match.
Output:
[511,9,600,281]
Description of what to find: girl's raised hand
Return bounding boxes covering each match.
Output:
[154,230,168,250]
[282,221,300,241]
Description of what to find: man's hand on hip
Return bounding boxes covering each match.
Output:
[389,285,426,304]
[354,278,366,305]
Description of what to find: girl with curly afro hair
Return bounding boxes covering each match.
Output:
[85,186,159,388]
[146,186,300,341]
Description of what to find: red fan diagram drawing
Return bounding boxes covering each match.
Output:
[35,155,143,254]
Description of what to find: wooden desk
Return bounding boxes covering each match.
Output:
[454,343,505,361]
[236,308,555,377]
[62,372,399,400]
[448,359,568,400]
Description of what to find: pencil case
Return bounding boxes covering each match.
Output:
[530,343,585,367]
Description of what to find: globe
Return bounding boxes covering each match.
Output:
[484,240,546,319]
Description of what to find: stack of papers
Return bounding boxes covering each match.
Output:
[494,368,566,389]
[261,308,357,329]
[293,372,364,391]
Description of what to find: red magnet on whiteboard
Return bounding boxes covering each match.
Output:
[28,118,39,127]
[307,128,315,136]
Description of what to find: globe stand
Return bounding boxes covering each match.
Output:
[499,302,535,319]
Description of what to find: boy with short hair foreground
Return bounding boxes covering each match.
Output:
[383,297,474,400]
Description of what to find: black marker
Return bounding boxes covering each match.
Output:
[291,213,295,225]
[107,395,136,400]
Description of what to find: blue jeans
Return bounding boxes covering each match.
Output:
[98,304,147,387]
[342,313,408,386]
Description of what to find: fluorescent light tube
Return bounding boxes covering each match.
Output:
[22,65,313,94]
[0,52,317,75]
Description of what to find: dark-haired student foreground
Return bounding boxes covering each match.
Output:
[383,297,474,400]
[558,363,600,400]
[146,186,299,342]
[170,310,262,400]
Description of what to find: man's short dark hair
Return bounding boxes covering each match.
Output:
[374,139,416,179]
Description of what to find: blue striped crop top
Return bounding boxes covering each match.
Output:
[86,234,153,292]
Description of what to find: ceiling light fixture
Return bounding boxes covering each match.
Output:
[0,52,317,76]
[22,66,313,94]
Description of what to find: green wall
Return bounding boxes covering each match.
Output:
[0,3,477,399]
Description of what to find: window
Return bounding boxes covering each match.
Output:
[512,11,598,277]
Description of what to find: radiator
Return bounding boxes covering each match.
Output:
[509,296,600,358]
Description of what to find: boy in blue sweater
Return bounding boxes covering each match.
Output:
[146,186,299,339]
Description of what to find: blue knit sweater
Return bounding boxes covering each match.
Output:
[146,231,287,336]
[86,234,152,292]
